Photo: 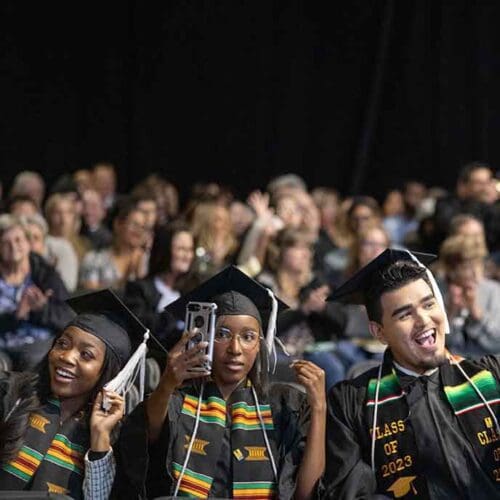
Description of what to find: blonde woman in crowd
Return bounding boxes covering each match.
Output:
[258,228,314,309]
[189,201,238,282]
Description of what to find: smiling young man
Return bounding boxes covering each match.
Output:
[323,249,500,499]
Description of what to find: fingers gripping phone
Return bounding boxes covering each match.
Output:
[185,301,217,373]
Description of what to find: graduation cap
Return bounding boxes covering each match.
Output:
[327,248,449,333]
[66,289,151,406]
[66,289,149,365]
[328,249,436,304]
[165,266,289,367]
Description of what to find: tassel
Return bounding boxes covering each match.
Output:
[102,330,150,411]
[265,288,283,373]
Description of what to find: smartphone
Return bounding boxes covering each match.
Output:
[185,301,218,373]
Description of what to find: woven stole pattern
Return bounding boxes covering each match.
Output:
[365,367,430,499]
[0,398,88,499]
[366,356,500,498]
[444,369,500,416]
[173,383,277,498]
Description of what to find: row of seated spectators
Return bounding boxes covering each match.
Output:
[0,161,499,390]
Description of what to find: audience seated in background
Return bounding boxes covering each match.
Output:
[295,224,389,389]
[0,214,72,370]
[189,200,238,283]
[124,221,195,350]
[79,198,148,292]
[383,180,427,246]
[73,168,93,193]
[133,173,180,226]
[7,195,39,217]
[259,227,315,309]
[8,171,45,210]
[433,161,499,253]
[22,213,78,292]
[312,187,349,289]
[92,162,120,212]
[80,188,113,250]
[45,193,90,263]
[439,233,500,356]
[1,162,498,393]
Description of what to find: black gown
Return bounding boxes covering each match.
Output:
[324,354,500,499]
[112,382,311,499]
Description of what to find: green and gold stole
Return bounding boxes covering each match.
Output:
[365,353,500,499]
[172,381,278,499]
[0,397,89,499]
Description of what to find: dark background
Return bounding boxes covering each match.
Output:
[2,1,500,201]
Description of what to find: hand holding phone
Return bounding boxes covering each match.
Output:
[184,301,217,373]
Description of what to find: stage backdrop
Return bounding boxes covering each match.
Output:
[1,1,500,201]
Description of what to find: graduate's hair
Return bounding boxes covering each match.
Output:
[35,334,123,413]
[366,261,432,323]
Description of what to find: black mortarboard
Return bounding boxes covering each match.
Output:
[327,248,437,305]
[166,266,288,331]
[65,289,149,367]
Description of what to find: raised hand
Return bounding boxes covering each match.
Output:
[159,330,210,393]
[247,190,271,218]
[292,359,326,499]
[146,330,210,442]
[291,360,326,412]
[90,390,125,452]
[16,285,52,319]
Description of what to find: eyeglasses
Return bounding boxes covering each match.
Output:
[214,328,261,350]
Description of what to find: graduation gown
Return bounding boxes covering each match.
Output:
[324,354,500,499]
[112,382,310,499]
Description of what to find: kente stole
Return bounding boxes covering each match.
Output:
[0,397,88,499]
[365,355,500,499]
[172,381,278,499]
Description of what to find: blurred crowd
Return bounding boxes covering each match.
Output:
[1,161,499,389]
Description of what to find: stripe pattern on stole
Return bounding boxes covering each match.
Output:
[181,394,226,427]
[231,402,274,431]
[366,371,405,407]
[172,461,213,498]
[45,434,85,475]
[233,481,276,499]
[444,369,500,416]
[3,446,43,482]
